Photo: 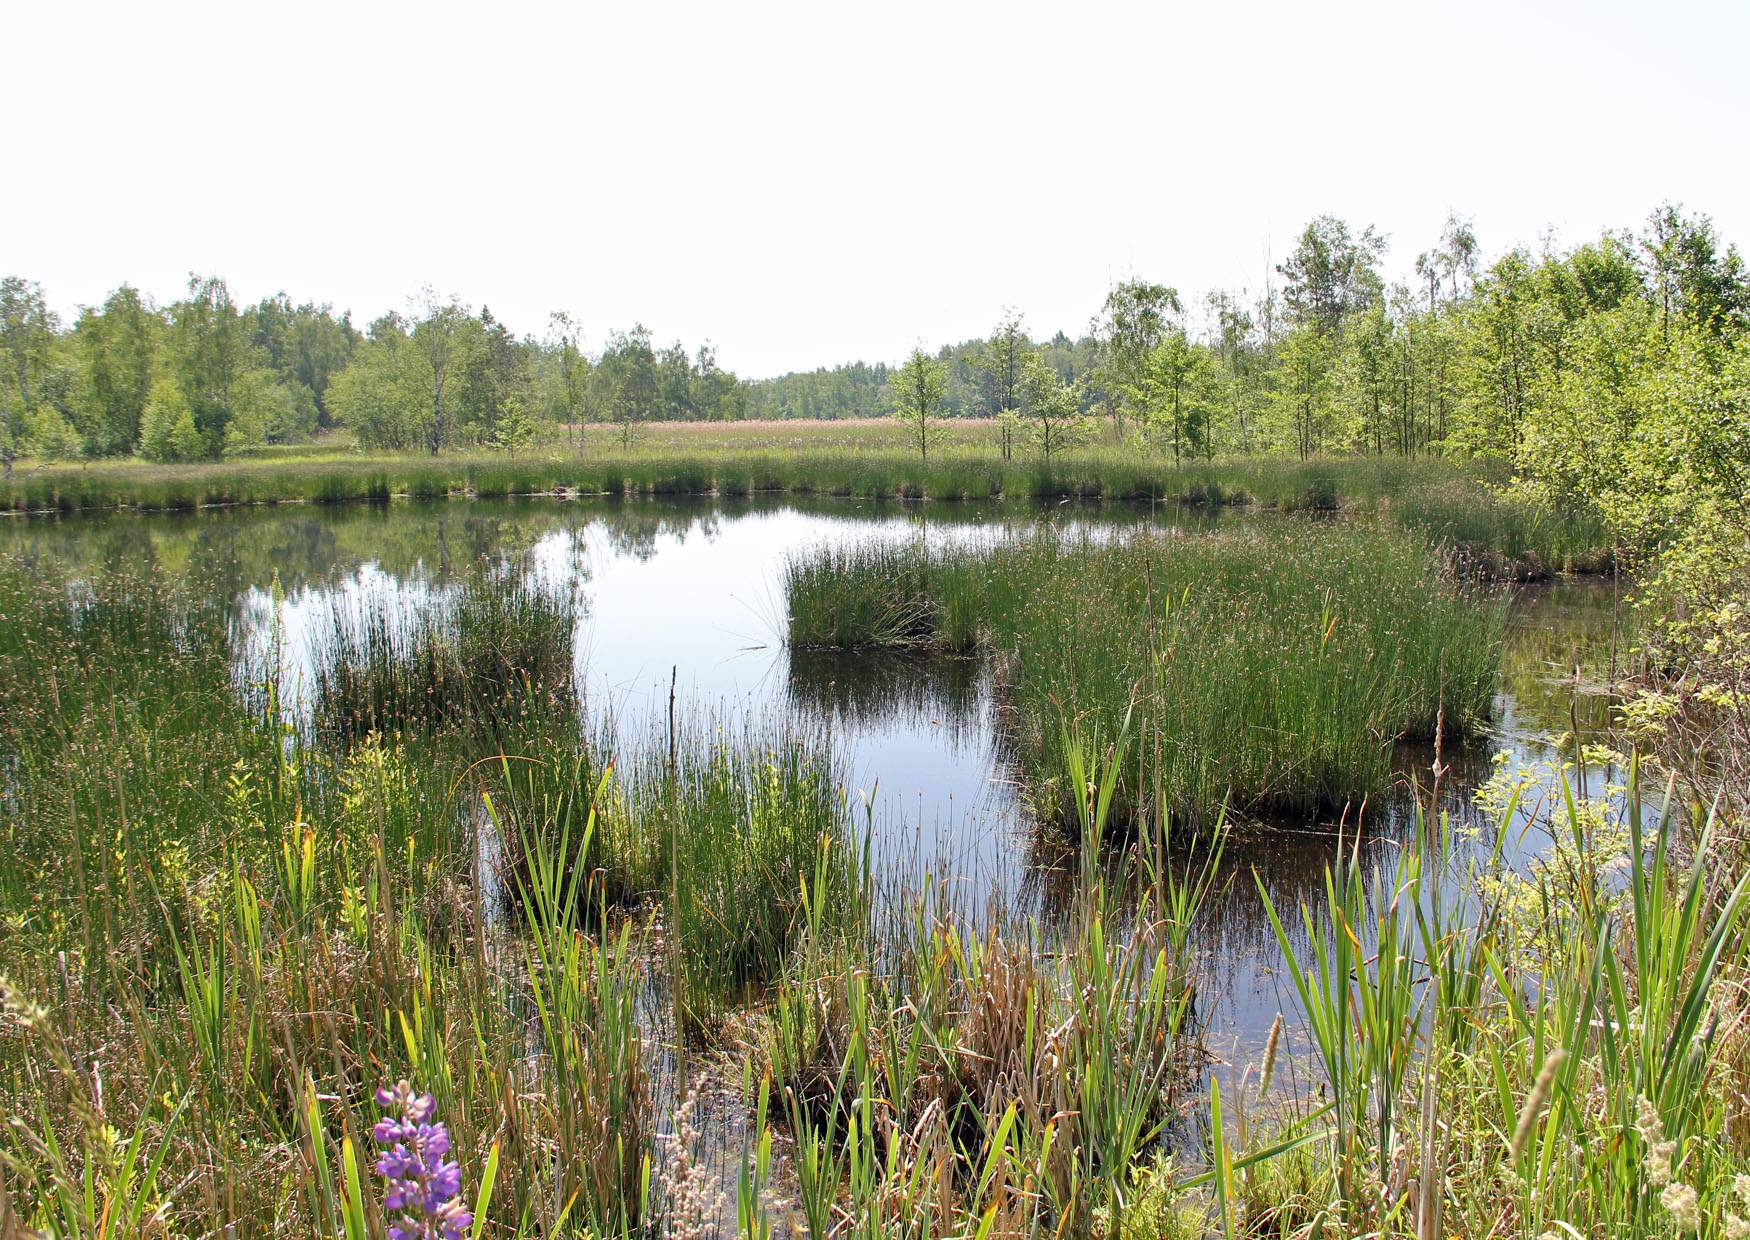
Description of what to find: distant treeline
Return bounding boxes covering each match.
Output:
[743,333,1098,421]
[1,204,1745,470]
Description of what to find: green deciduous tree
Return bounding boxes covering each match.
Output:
[410,289,470,454]
[891,346,946,459]
[1339,301,1396,455]
[0,276,56,475]
[1095,280,1181,439]
[1641,202,1749,340]
[455,306,535,448]
[1020,351,1086,462]
[170,275,254,457]
[1278,216,1387,337]
[596,325,658,448]
[548,312,589,450]
[327,334,427,450]
[1138,331,1214,463]
[245,293,356,426]
[974,309,1028,460]
[138,378,205,462]
[1274,327,1335,460]
[1207,291,1262,454]
[73,285,157,455]
[491,393,538,453]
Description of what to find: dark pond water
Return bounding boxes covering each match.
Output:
[0,495,1628,1085]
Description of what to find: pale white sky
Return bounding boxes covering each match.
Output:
[8,0,1748,377]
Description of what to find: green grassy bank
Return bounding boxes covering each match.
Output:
[2,443,1617,580]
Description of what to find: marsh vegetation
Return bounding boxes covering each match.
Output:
[0,484,1742,1240]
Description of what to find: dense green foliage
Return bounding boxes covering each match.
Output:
[0,280,751,465]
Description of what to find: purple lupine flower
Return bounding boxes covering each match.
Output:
[372,1080,474,1240]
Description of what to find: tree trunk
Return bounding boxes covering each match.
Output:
[430,376,445,455]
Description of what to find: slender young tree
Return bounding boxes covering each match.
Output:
[1020,351,1085,462]
[1275,327,1334,459]
[1343,301,1396,455]
[1139,330,1212,464]
[548,312,588,451]
[411,288,467,454]
[1207,290,1257,453]
[891,347,946,459]
[1641,203,1750,339]
[1094,280,1181,439]
[1438,212,1480,304]
[596,325,658,448]
[973,308,1028,460]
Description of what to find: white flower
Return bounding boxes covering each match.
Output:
[1660,1181,1700,1232]
[1646,1138,1677,1187]
[1635,1094,1665,1143]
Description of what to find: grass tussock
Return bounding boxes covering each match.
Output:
[751,726,1213,1237]
[483,710,852,1028]
[787,522,1507,830]
[310,571,578,741]
[1395,480,1615,578]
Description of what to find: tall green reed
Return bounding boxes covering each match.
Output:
[311,569,578,741]
[1254,753,1749,1236]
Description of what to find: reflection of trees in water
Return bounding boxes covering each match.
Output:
[785,648,986,748]
[591,499,722,562]
[0,492,1232,591]
[1,509,212,578]
[0,500,611,592]
[1499,576,1626,737]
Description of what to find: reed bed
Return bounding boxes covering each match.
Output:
[1223,761,1750,1238]
[786,523,1507,830]
[310,571,579,740]
[642,720,851,1025]
[1395,480,1615,578]
[489,710,855,1024]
